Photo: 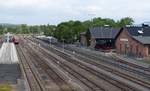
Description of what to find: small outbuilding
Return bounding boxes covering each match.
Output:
[115,25,150,58]
[80,27,121,50]
[80,32,87,46]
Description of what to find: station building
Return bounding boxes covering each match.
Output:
[80,27,121,50]
[115,25,150,58]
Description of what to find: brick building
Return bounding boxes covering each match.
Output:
[80,27,120,50]
[80,32,87,46]
[116,25,150,58]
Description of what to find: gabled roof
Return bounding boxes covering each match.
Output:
[124,26,150,44]
[133,36,150,45]
[89,27,120,39]
[125,26,150,36]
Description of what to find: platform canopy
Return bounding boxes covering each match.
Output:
[0,43,19,64]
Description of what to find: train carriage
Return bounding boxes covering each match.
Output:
[12,37,19,44]
[3,33,19,44]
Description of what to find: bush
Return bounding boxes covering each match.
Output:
[0,84,12,91]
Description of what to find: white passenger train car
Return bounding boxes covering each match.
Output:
[36,35,58,44]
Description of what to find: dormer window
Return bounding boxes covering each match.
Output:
[138,30,143,34]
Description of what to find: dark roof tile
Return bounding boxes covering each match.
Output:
[125,26,150,36]
[125,26,150,44]
[133,36,150,44]
[89,27,120,39]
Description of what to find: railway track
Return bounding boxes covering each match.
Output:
[43,44,150,91]
[16,45,46,91]
[26,37,150,91]
[74,54,150,89]
[40,49,134,91]
[26,40,109,91]
[24,37,129,91]
[26,38,150,91]
[49,44,150,89]
[21,39,75,91]
[66,45,150,75]
[30,37,150,80]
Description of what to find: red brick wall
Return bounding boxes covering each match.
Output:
[115,29,149,57]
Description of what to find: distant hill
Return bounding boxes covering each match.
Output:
[0,23,18,28]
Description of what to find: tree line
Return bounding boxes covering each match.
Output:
[0,17,134,43]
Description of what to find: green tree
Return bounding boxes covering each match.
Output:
[0,17,134,43]
[19,24,29,34]
[44,25,56,36]
[117,17,134,27]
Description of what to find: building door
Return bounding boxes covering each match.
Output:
[130,45,133,56]
[124,42,129,55]
[148,46,150,55]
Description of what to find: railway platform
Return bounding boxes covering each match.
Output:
[0,43,21,90]
[0,43,19,64]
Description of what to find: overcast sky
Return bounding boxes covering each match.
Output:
[0,0,150,25]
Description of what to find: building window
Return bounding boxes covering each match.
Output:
[148,46,150,55]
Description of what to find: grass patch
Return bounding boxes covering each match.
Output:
[146,60,150,64]
[144,57,150,64]
[0,83,12,91]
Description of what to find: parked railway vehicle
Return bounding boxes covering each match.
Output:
[12,37,19,44]
[3,32,13,43]
[2,33,19,44]
[36,35,58,44]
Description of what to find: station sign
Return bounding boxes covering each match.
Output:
[120,38,128,42]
